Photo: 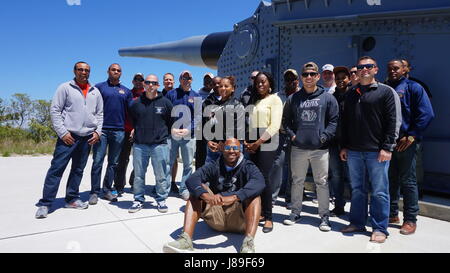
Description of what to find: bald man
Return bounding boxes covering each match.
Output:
[163,138,265,253]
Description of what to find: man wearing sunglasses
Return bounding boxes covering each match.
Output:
[340,56,401,243]
[90,63,132,204]
[35,61,103,218]
[282,62,339,232]
[166,70,202,201]
[163,138,265,253]
[349,66,360,87]
[128,74,173,213]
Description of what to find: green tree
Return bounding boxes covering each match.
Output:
[0,98,5,124]
[8,93,32,128]
[31,99,52,126]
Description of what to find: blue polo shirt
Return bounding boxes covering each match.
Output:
[165,87,201,135]
[95,80,132,130]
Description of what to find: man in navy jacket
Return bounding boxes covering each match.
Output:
[386,59,434,235]
[163,138,265,253]
[165,71,202,201]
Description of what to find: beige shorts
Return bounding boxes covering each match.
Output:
[200,190,246,234]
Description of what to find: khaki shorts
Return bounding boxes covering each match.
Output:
[201,190,246,234]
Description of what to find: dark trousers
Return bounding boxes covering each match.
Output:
[389,142,420,223]
[250,146,277,221]
[328,144,350,209]
[37,134,91,207]
[114,131,134,190]
[195,139,207,170]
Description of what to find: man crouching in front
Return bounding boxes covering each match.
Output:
[163,138,265,253]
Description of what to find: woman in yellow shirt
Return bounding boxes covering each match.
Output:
[245,72,283,233]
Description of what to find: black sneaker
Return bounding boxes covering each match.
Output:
[330,207,346,217]
[170,182,179,194]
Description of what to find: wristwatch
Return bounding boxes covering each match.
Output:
[407,136,415,142]
[320,136,327,144]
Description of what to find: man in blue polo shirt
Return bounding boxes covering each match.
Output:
[166,70,201,200]
[90,63,132,203]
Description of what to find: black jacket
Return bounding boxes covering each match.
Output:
[129,93,173,145]
[203,95,246,142]
[331,88,349,146]
[341,82,401,152]
[282,86,339,150]
[186,155,265,202]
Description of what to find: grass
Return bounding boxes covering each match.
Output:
[0,138,56,156]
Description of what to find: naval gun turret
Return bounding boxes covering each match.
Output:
[119,0,450,195]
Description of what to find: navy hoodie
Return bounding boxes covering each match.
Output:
[129,93,173,145]
[186,155,265,202]
[282,86,339,150]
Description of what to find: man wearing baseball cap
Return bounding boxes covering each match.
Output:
[114,73,145,194]
[165,70,202,200]
[198,72,214,100]
[282,61,339,231]
[322,64,336,94]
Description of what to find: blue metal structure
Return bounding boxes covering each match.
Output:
[119,0,450,194]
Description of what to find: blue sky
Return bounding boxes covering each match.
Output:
[0,0,261,101]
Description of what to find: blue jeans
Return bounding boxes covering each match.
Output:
[37,134,91,207]
[133,143,171,203]
[389,142,420,223]
[91,129,125,194]
[347,150,390,235]
[328,144,350,210]
[169,137,196,194]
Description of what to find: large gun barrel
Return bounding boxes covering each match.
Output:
[118,31,231,70]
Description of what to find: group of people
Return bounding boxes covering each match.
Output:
[35,55,435,253]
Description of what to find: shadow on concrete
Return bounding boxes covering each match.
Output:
[272,213,348,233]
[46,191,92,213]
[169,222,244,252]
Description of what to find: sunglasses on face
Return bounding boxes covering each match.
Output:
[144,81,159,85]
[76,68,90,72]
[224,145,240,151]
[350,71,357,75]
[181,76,192,81]
[301,72,319,78]
[134,78,144,82]
[356,64,376,70]
[110,68,122,72]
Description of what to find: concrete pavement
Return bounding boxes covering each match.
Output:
[1,156,449,253]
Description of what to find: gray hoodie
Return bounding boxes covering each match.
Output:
[50,80,103,138]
